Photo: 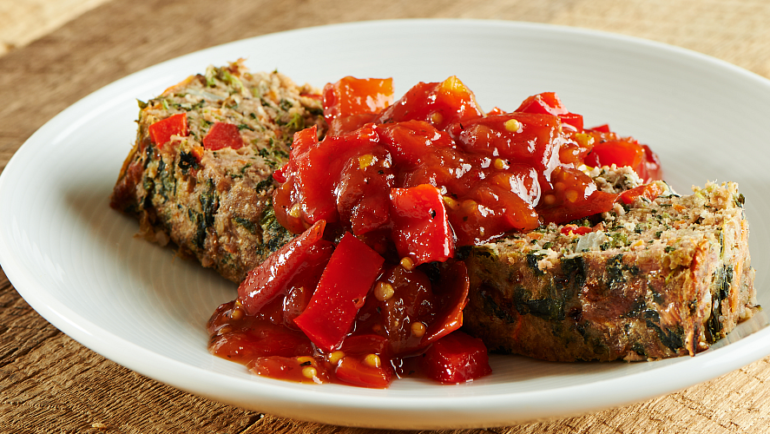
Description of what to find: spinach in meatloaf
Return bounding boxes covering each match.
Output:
[110,60,326,282]
[463,178,757,362]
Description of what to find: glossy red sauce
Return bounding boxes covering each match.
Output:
[205,76,661,388]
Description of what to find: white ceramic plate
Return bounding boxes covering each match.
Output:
[1,20,770,429]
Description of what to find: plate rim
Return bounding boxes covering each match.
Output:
[1,18,769,429]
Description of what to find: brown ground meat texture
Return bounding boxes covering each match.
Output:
[110,60,323,282]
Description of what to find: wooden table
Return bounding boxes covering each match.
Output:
[2,0,770,432]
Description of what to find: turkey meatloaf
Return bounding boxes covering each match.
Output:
[111,64,756,363]
[110,61,325,282]
[462,168,756,362]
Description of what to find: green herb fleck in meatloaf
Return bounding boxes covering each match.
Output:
[110,60,323,282]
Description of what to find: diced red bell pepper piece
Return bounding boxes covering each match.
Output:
[389,184,454,265]
[203,122,244,151]
[237,220,329,316]
[293,232,385,352]
[148,113,187,148]
[422,331,492,384]
[560,224,593,236]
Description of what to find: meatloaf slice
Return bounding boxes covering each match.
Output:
[463,177,756,362]
[111,60,323,282]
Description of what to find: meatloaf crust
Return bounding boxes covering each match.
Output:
[110,61,323,282]
[463,178,756,362]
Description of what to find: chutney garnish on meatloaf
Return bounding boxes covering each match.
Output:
[462,167,757,362]
[110,60,324,282]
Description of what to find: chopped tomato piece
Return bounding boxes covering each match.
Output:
[339,334,391,357]
[422,261,469,346]
[515,92,583,131]
[335,334,394,388]
[447,113,561,172]
[272,164,288,183]
[335,355,393,388]
[377,265,436,355]
[560,224,593,236]
[642,144,663,181]
[293,232,385,352]
[515,92,568,115]
[557,112,584,131]
[585,137,646,178]
[249,356,331,384]
[389,184,454,265]
[237,220,330,316]
[448,173,540,246]
[324,76,393,135]
[376,76,484,130]
[272,127,321,233]
[537,167,618,224]
[376,120,455,168]
[619,182,665,205]
[274,125,383,233]
[203,122,244,150]
[587,124,611,133]
[334,147,394,236]
[422,331,492,384]
[290,124,320,156]
[281,273,323,331]
[148,113,187,148]
[208,321,314,362]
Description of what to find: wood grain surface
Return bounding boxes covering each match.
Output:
[0,0,110,56]
[2,0,770,432]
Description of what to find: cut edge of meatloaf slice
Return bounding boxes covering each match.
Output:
[110,60,322,282]
[462,168,756,362]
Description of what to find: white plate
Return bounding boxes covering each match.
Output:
[1,20,770,429]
